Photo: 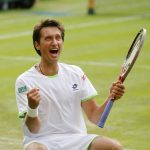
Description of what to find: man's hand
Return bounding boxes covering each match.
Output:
[27,88,40,109]
[110,81,125,100]
[25,88,41,133]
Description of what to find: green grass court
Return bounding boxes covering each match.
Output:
[0,0,150,149]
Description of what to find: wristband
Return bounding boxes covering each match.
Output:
[27,106,38,118]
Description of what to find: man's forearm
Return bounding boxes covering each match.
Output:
[25,115,41,133]
[90,99,110,125]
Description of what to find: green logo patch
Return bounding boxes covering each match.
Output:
[18,86,27,93]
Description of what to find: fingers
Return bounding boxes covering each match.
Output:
[110,81,125,100]
[27,88,40,109]
[27,88,40,98]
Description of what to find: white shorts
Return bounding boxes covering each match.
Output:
[24,134,98,150]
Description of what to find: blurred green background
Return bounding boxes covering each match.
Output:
[0,0,150,149]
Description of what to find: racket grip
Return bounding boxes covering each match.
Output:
[98,100,114,128]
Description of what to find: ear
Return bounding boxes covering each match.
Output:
[34,41,40,50]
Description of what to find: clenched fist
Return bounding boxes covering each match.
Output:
[110,81,125,100]
[27,88,41,109]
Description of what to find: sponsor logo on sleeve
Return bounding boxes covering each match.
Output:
[18,86,27,93]
[82,74,86,80]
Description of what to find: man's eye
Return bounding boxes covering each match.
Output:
[56,35,62,40]
[45,37,51,41]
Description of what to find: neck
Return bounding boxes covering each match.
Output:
[39,61,59,76]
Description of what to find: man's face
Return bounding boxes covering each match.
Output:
[36,26,63,64]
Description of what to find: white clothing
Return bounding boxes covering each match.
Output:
[24,134,98,150]
[15,63,98,149]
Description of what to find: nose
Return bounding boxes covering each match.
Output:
[51,38,57,46]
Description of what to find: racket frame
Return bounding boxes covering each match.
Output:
[98,28,147,128]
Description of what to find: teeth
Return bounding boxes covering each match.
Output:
[51,49,57,51]
[49,49,58,54]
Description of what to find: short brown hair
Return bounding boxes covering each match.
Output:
[32,19,65,56]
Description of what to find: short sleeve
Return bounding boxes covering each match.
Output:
[80,71,98,102]
[15,78,29,119]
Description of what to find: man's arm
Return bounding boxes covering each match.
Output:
[25,115,41,133]
[25,88,41,133]
[81,98,109,124]
[81,81,125,125]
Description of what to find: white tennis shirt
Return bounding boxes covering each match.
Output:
[15,63,98,145]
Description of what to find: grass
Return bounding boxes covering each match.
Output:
[0,0,150,149]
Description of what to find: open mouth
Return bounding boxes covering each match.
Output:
[49,49,59,54]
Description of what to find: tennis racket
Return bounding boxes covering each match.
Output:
[98,28,147,128]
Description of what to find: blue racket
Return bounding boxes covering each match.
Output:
[98,28,147,128]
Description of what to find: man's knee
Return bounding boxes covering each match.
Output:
[25,142,47,150]
[111,140,123,150]
[89,136,123,150]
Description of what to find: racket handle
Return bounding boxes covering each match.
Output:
[98,99,114,128]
